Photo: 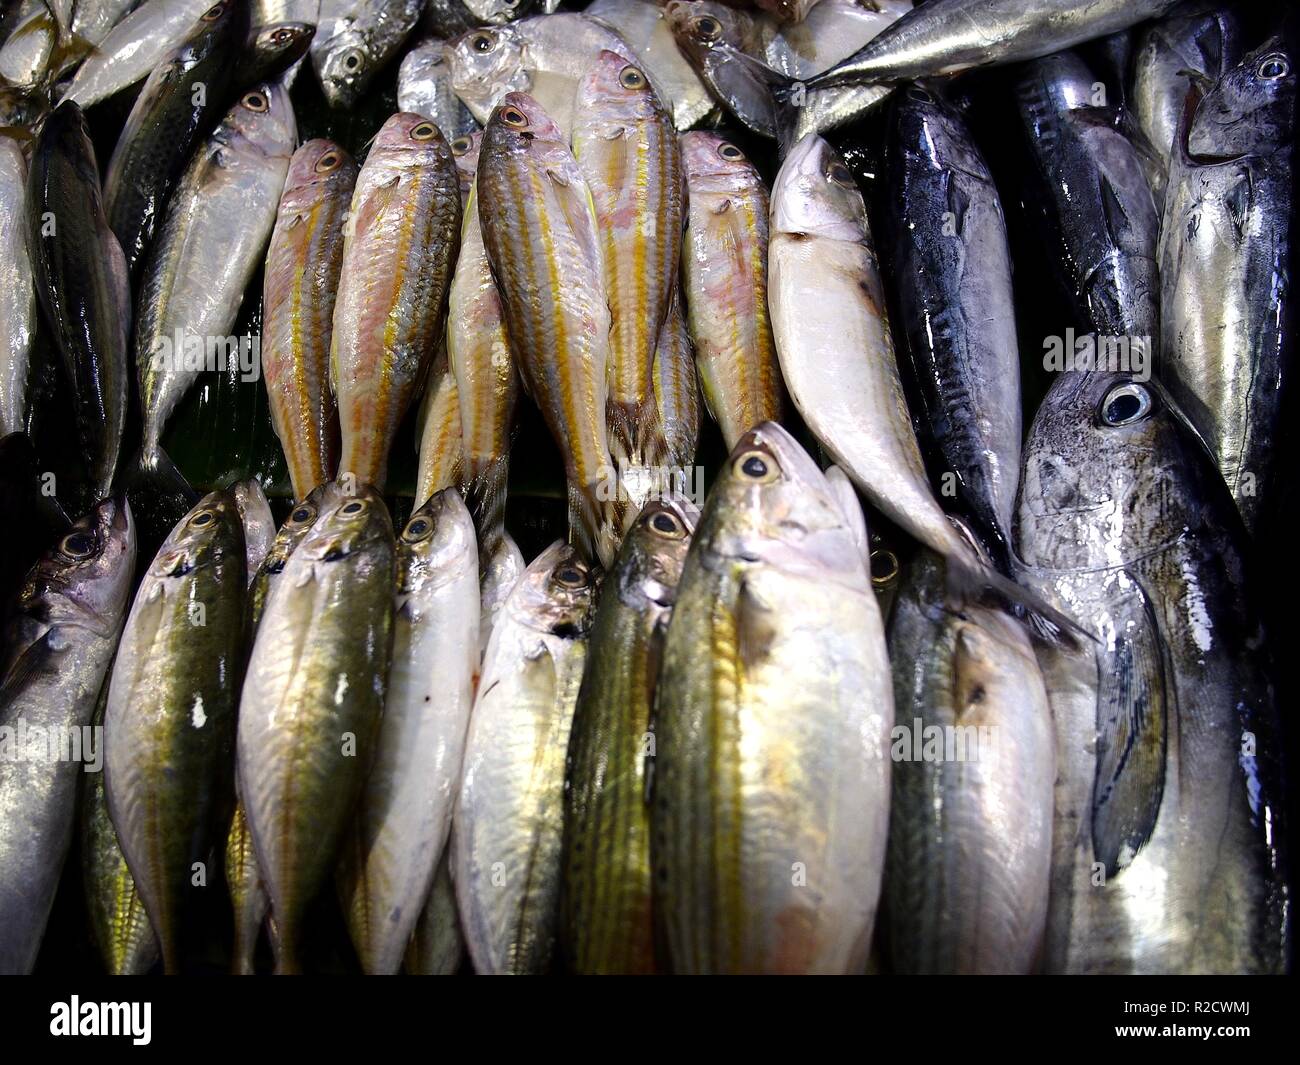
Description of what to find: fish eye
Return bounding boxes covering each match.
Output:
[500,106,528,128]
[733,448,779,483]
[869,549,898,586]
[314,149,340,172]
[1257,53,1290,80]
[717,142,744,161]
[646,509,684,538]
[402,516,433,541]
[271,27,295,44]
[451,135,473,155]
[554,563,588,588]
[342,48,366,74]
[619,65,647,90]
[906,84,935,104]
[189,509,216,528]
[340,499,368,517]
[692,16,722,42]
[60,531,97,559]
[241,91,269,112]
[201,4,225,21]
[289,503,316,525]
[410,121,439,141]
[1099,381,1154,427]
[470,32,496,54]
[827,162,856,188]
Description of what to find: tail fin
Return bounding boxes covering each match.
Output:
[464,455,510,555]
[606,399,670,535]
[125,444,199,554]
[567,478,622,569]
[725,49,805,154]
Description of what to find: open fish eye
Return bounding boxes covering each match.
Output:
[1099,382,1154,427]
[60,531,97,559]
[906,84,935,104]
[189,509,216,528]
[1257,53,1290,80]
[717,142,744,161]
[315,150,341,172]
[554,564,588,588]
[339,499,368,517]
[692,16,722,43]
[289,504,316,525]
[271,27,295,44]
[647,509,684,538]
[827,162,856,188]
[470,32,496,54]
[410,121,439,141]
[402,516,433,541]
[869,549,899,586]
[201,4,225,21]
[733,448,779,483]
[241,91,269,112]
[342,48,366,73]
[619,65,647,90]
[501,106,528,128]
[451,135,473,155]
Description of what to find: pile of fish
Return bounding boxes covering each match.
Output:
[0,0,1293,975]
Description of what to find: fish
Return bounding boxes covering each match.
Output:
[103,0,248,280]
[311,0,424,107]
[652,286,699,474]
[679,131,782,450]
[884,549,1054,974]
[104,491,246,975]
[1015,371,1288,973]
[246,485,338,632]
[26,100,130,508]
[804,0,1184,91]
[0,1,56,91]
[561,496,697,974]
[0,497,135,974]
[1158,31,1295,537]
[133,83,296,501]
[404,850,465,974]
[0,134,35,438]
[424,0,538,41]
[331,112,461,491]
[476,93,618,565]
[232,478,274,581]
[263,139,355,503]
[755,0,821,25]
[414,348,465,505]
[824,463,868,569]
[338,490,479,974]
[446,129,518,541]
[653,422,892,973]
[573,51,682,479]
[398,37,478,139]
[883,85,1022,574]
[237,485,396,974]
[477,527,524,661]
[1016,51,1160,350]
[453,540,597,974]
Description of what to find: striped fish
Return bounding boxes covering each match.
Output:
[262,139,356,502]
[652,285,699,474]
[331,112,461,490]
[414,347,464,506]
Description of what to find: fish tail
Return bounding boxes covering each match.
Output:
[943,549,1092,650]
[273,933,301,976]
[464,455,510,553]
[567,478,621,569]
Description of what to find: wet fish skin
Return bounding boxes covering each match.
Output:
[263,139,355,503]
[885,550,1054,974]
[1158,31,1296,535]
[0,135,35,438]
[883,85,1021,572]
[312,0,424,108]
[561,496,697,974]
[652,285,699,473]
[1015,371,1288,973]
[654,422,892,974]
[237,485,396,974]
[404,850,466,974]
[246,485,337,632]
[26,101,130,507]
[398,37,478,139]
[414,347,465,506]
[339,490,479,974]
[1016,51,1160,348]
[680,131,782,451]
[454,540,597,974]
[0,498,135,974]
[104,491,247,975]
[478,528,524,661]
[332,111,461,491]
[232,478,275,582]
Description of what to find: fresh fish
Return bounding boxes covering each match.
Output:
[414,348,465,505]
[0,135,35,438]
[247,485,337,631]
[476,93,618,565]
[398,37,478,139]
[680,131,782,450]
[0,498,135,974]
[654,422,892,973]
[237,486,395,974]
[756,0,821,25]
[263,139,355,503]
[332,112,461,491]
[885,549,1054,974]
[1016,51,1159,350]
[338,490,479,974]
[0,1,56,91]
[446,129,517,540]
[1016,371,1288,973]
[883,85,1021,573]
[1158,32,1295,536]
[103,0,248,280]
[232,478,274,581]
[477,527,524,660]
[824,463,868,568]
[805,0,1184,90]
[70,0,141,57]
[311,0,424,108]
[572,51,682,476]
[561,496,697,974]
[453,540,597,974]
[652,286,699,473]
[134,83,296,498]
[404,850,465,974]
[104,492,246,974]
[26,101,130,507]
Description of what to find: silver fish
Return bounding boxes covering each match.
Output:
[398,37,478,139]
[0,135,34,437]
[312,0,425,108]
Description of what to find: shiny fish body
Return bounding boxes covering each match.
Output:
[263,139,355,502]
[478,528,524,660]
[237,486,395,974]
[332,112,461,491]
[654,422,892,974]
[1016,370,1288,973]
[0,499,135,974]
[233,478,275,581]
[680,132,781,450]
[135,83,296,475]
[573,50,682,475]
[561,497,696,974]
[414,347,465,505]
[1158,33,1295,536]
[404,851,466,974]
[339,491,479,974]
[0,2,55,91]
[398,37,478,139]
[104,492,246,975]
[0,135,34,438]
[312,0,425,108]
[652,286,698,473]
[454,540,596,974]
[885,551,1054,974]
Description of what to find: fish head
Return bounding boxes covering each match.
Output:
[447,24,528,121]
[283,139,358,203]
[396,489,477,595]
[771,133,867,242]
[891,83,987,176]
[577,50,667,126]
[315,19,374,108]
[152,491,246,583]
[680,130,759,196]
[246,21,316,78]
[1019,52,1101,114]
[451,129,483,190]
[256,483,341,580]
[185,0,248,54]
[510,540,598,639]
[224,83,297,162]
[297,485,395,564]
[666,1,748,63]
[14,496,136,636]
[483,91,565,162]
[464,0,531,24]
[615,496,700,612]
[1188,34,1296,159]
[369,111,456,172]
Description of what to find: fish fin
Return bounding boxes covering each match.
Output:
[1090,577,1169,878]
[607,399,669,486]
[943,171,971,236]
[124,445,199,550]
[732,51,802,153]
[1221,169,1253,243]
[567,479,621,569]
[548,170,604,274]
[734,574,777,672]
[465,455,510,555]
[0,630,60,703]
